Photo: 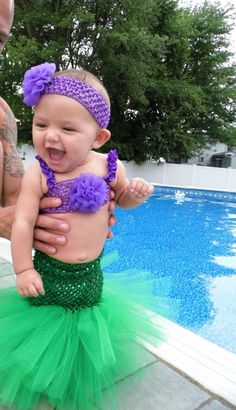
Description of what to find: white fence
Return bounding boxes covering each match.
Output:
[19,144,236,193]
[123,161,236,192]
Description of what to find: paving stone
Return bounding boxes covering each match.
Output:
[114,343,157,382]
[201,399,233,409]
[0,274,15,289]
[103,361,210,410]
[0,263,14,277]
[0,257,9,264]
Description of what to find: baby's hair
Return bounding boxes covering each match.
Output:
[53,69,110,109]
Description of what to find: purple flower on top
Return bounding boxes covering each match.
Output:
[23,62,56,106]
[70,173,108,213]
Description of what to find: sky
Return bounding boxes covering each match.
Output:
[179,0,236,62]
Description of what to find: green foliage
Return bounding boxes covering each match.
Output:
[0,0,235,162]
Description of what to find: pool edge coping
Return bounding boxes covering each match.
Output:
[152,183,236,194]
[146,313,236,407]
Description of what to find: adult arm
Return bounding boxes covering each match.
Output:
[0,101,24,206]
[0,99,24,239]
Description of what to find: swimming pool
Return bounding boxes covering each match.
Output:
[104,186,236,355]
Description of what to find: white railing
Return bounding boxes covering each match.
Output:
[123,161,236,192]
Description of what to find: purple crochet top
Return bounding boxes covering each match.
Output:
[37,150,118,214]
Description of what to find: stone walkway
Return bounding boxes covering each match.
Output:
[0,256,234,410]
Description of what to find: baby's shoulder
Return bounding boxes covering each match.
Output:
[90,151,109,170]
[91,151,107,162]
[24,161,42,181]
[89,150,119,182]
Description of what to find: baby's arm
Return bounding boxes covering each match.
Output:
[112,160,154,209]
[11,163,45,297]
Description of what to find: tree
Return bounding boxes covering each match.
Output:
[0,0,235,163]
[142,2,236,162]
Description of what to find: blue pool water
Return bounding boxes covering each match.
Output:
[104,186,236,354]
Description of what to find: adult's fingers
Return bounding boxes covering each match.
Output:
[34,227,67,246]
[107,230,113,239]
[33,239,57,255]
[108,199,116,213]
[108,213,117,227]
[33,227,67,255]
[39,197,61,209]
[109,189,115,200]
[35,214,69,232]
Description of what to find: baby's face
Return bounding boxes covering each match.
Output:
[32,93,99,173]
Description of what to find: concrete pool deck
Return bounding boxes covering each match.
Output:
[0,241,234,410]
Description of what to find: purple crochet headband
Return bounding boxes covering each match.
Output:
[22,62,110,128]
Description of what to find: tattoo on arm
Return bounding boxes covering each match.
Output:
[0,104,24,178]
[4,144,24,177]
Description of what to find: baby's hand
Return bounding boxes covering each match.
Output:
[16,268,45,297]
[127,178,154,202]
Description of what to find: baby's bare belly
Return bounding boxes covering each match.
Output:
[49,206,110,263]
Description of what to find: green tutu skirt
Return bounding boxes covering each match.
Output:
[0,251,171,410]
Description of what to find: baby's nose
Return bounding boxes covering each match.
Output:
[46,129,60,142]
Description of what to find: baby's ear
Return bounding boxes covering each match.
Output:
[92,129,111,149]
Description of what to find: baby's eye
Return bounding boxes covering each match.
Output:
[35,123,46,128]
[63,127,76,132]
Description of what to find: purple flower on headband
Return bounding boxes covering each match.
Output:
[23,62,56,106]
[70,173,108,213]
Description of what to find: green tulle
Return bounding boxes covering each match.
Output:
[0,251,171,410]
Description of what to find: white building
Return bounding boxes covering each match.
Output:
[187,143,236,168]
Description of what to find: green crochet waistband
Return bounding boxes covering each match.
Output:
[28,250,104,310]
[33,250,104,276]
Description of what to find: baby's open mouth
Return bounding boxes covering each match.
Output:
[48,148,65,161]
